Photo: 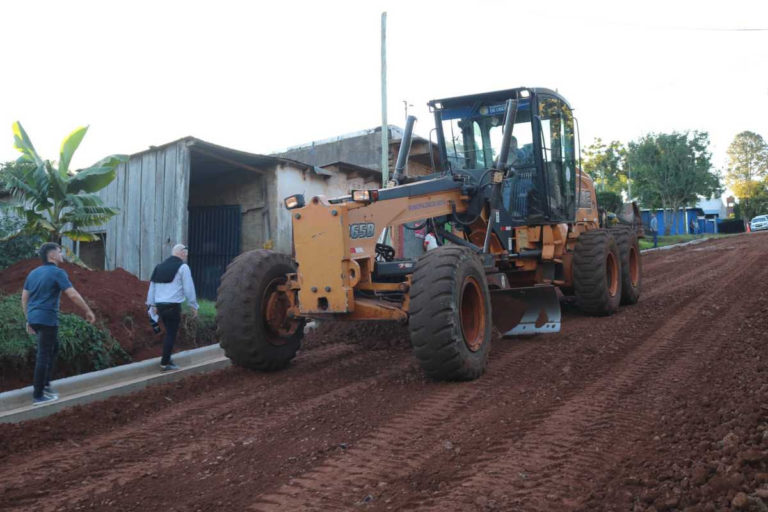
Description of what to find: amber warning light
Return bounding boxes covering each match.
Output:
[351,189,379,203]
[284,194,305,210]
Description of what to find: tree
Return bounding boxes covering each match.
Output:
[0,122,127,244]
[582,138,627,195]
[627,131,721,235]
[725,131,768,220]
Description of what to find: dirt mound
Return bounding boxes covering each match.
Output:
[0,259,207,366]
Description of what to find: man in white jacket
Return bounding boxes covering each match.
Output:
[146,244,199,371]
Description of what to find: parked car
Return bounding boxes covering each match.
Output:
[750,215,768,232]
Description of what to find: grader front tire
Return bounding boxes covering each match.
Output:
[216,250,304,371]
[409,246,492,381]
[573,230,622,316]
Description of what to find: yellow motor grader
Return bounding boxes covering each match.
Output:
[216,87,642,380]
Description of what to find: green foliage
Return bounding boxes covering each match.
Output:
[0,293,130,376]
[734,184,768,220]
[182,299,217,346]
[596,191,623,213]
[627,131,721,235]
[0,216,42,270]
[0,124,127,244]
[725,131,768,220]
[582,138,627,194]
[196,299,216,324]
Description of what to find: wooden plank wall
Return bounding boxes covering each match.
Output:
[89,141,189,280]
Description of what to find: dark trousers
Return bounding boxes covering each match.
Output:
[652,230,658,248]
[157,303,181,365]
[31,324,59,399]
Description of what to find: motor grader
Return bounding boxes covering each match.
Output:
[216,87,642,381]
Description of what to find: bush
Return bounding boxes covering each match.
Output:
[0,217,42,270]
[0,293,130,381]
[596,191,623,213]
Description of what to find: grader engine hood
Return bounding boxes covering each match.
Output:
[290,195,357,314]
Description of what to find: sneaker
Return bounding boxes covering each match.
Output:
[33,394,59,406]
[44,391,59,400]
[160,363,180,372]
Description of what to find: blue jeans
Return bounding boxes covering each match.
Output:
[31,324,59,399]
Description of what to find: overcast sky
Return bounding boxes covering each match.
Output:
[1,0,766,177]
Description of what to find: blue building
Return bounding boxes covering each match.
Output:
[641,207,718,235]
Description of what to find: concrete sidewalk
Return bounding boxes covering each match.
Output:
[0,344,230,424]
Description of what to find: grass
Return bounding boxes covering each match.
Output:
[196,299,216,324]
[181,299,217,346]
[638,233,733,250]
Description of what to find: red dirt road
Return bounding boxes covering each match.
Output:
[1,233,767,511]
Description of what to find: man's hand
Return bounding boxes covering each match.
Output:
[26,323,36,335]
[151,306,158,316]
[191,308,199,319]
[85,310,96,324]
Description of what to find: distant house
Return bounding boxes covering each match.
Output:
[276,125,437,179]
[641,197,726,235]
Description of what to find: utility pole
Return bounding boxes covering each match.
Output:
[380,12,389,187]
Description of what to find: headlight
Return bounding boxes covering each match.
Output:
[284,194,305,210]
[351,189,379,203]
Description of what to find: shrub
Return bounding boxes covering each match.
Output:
[0,217,42,270]
[0,293,130,380]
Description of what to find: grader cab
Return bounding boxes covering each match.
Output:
[216,87,642,381]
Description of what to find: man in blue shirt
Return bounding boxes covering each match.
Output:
[21,243,96,405]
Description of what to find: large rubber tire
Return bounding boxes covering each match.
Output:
[409,246,492,381]
[216,250,304,371]
[573,230,622,316]
[609,226,642,305]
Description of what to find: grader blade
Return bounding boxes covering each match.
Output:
[490,286,561,336]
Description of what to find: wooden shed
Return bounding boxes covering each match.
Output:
[71,137,318,298]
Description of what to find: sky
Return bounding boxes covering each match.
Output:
[1,0,767,180]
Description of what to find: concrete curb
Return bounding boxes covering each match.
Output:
[0,344,231,424]
[640,237,711,254]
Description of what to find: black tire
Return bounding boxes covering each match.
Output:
[216,250,304,371]
[609,226,642,305]
[409,246,492,381]
[573,229,622,316]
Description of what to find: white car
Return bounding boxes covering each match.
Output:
[751,215,768,232]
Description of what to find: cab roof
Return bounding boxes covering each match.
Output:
[428,87,572,110]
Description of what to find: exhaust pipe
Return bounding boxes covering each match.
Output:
[392,115,417,185]
[494,99,517,169]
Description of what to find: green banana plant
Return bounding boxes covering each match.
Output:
[1,122,127,244]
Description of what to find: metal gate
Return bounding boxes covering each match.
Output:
[188,206,241,300]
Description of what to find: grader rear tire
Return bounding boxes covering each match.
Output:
[409,246,492,381]
[573,230,622,316]
[609,226,642,305]
[216,250,304,371]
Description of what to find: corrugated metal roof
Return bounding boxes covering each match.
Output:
[128,136,314,171]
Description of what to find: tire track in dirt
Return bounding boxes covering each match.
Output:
[40,363,417,511]
[405,245,762,511]
[360,236,748,510]
[0,342,413,511]
[247,236,748,511]
[250,342,545,511]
